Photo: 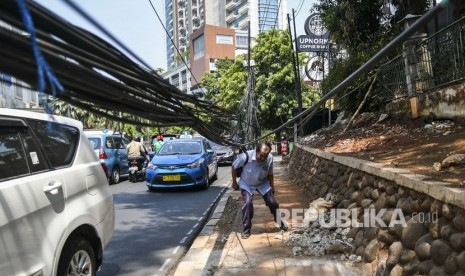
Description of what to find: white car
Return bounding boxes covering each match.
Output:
[0,109,114,276]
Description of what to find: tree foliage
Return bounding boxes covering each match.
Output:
[202,29,319,132]
[315,0,431,113]
[202,58,247,111]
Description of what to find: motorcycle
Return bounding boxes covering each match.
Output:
[129,158,148,183]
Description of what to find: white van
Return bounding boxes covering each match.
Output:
[0,109,114,276]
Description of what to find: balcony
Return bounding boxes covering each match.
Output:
[237,1,248,15]
[237,16,249,29]
[226,11,237,23]
[226,0,237,11]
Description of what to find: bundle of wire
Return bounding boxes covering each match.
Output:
[0,0,233,144]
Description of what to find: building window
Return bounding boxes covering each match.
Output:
[216,34,233,45]
[236,35,248,47]
[181,70,187,85]
[193,34,205,60]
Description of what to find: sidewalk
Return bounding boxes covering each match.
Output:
[173,157,356,276]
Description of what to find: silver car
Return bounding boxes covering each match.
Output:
[0,109,114,276]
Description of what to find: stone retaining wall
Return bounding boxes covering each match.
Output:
[289,145,465,275]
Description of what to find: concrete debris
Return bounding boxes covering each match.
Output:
[284,197,357,259]
[433,162,442,172]
[377,114,389,124]
[441,154,465,168]
[292,246,302,256]
[432,120,454,130]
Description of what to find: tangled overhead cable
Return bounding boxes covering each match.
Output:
[0,0,233,144]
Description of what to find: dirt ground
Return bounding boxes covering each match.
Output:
[301,113,465,185]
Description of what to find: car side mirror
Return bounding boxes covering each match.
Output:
[207,149,214,154]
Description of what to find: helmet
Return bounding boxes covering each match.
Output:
[134,137,141,142]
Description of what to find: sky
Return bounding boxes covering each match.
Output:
[34,0,318,70]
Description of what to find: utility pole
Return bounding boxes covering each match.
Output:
[292,9,303,137]
[287,13,303,138]
[243,22,259,149]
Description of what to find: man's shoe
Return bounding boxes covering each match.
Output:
[241,233,251,239]
[279,222,289,231]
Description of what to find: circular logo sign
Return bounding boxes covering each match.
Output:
[304,13,328,37]
[305,55,329,82]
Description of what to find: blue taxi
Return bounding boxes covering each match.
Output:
[145,138,218,190]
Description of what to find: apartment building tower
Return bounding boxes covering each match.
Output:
[225,0,287,37]
[163,0,287,94]
[165,0,205,69]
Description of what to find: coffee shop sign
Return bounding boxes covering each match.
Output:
[297,13,330,52]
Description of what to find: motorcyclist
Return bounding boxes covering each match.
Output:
[127,136,149,170]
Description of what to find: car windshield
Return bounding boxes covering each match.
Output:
[208,140,227,150]
[88,138,101,150]
[158,141,202,155]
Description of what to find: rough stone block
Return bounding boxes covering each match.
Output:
[430,239,453,266]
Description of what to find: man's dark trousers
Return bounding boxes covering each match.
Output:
[241,188,279,235]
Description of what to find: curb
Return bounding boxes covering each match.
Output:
[172,182,232,276]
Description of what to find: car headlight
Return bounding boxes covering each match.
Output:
[147,163,158,170]
[187,160,204,169]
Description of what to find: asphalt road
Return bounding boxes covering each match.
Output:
[97,166,231,276]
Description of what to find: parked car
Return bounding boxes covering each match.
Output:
[145,138,218,190]
[0,108,114,276]
[85,130,129,184]
[208,140,236,165]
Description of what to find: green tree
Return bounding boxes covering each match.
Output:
[202,57,247,111]
[253,29,319,130]
[314,0,412,112]
[202,29,319,134]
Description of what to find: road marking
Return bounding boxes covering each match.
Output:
[203,210,208,216]
[158,258,171,272]
[198,216,204,222]
[193,222,199,228]
[187,229,193,235]
[180,237,187,244]
[172,246,180,255]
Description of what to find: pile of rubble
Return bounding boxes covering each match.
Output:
[282,196,362,263]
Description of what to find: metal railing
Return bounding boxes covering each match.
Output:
[415,16,465,92]
[376,55,408,102]
[377,16,465,102]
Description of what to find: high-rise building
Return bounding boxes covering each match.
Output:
[163,0,287,95]
[164,0,205,69]
[225,0,287,37]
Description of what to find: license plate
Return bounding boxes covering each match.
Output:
[163,175,181,181]
[129,166,138,172]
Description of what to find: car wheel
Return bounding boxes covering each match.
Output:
[203,168,210,189]
[212,165,218,181]
[58,238,96,276]
[110,167,120,184]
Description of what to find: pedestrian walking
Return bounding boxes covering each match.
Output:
[231,142,288,239]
